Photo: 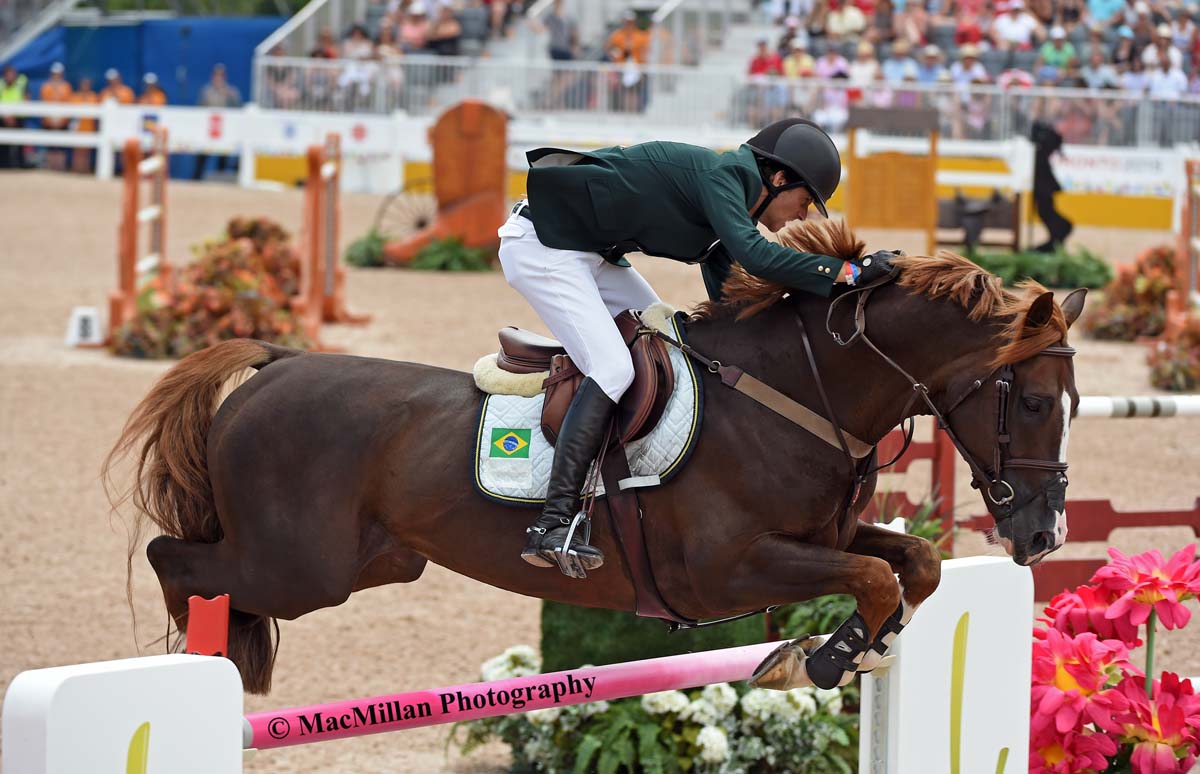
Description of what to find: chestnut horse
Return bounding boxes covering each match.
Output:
[107,220,1085,694]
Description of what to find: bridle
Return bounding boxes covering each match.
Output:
[825,277,1076,525]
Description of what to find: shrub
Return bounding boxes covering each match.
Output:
[410,236,494,272]
[1085,245,1177,341]
[110,217,313,359]
[1149,318,1200,391]
[971,246,1113,289]
[344,228,388,268]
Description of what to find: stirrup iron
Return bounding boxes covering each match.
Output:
[553,511,594,579]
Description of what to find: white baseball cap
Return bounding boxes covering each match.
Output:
[143,72,158,85]
[105,68,119,80]
[1050,26,1066,39]
[50,62,64,74]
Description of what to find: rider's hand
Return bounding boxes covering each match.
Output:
[855,250,901,285]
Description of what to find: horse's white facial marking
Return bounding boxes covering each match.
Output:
[1058,392,1072,464]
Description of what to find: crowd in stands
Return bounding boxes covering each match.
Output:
[744,0,1200,142]
[0,61,239,175]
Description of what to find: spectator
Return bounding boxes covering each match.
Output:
[1079,22,1108,61]
[1111,0,1141,28]
[1089,0,1125,23]
[992,0,1044,50]
[813,72,851,131]
[1189,62,1200,95]
[194,64,242,181]
[777,15,802,56]
[100,69,134,103]
[1028,0,1055,26]
[1140,23,1182,68]
[427,4,463,55]
[806,0,831,39]
[893,0,931,46]
[998,66,1036,87]
[814,45,849,78]
[950,43,990,84]
[1082,47,1120,86]
[310,27,339,58]
[139,73,167,105]
[827,0,867,39]
[343,24,375,59]
[0,65,27,169]
[399,5,430,53]
[882,38,919,82]
[766,0,816,23]
[543,0,578,61]
[488,0,514,39]
[458,0,490,54]
[1121,54,1149,91]
[364,0,391,40]
[1036,26,1078,80]
[955,12,986,47]
[377,21,404,58]
[1169,11,1196,52]
[1059,58,1088,87]
[1059,0,1086,29]
[866,0,897,43]
[39,62,73,138]
[782,37,816,77]
[1129,3,1155,48]
[263,46,301,109]
[70,76,98,173]
[607,11,650,64]
[1111,25,1137,66]
[1146,49,1188,97]
[848,40,881,85]
[915,44,946,82]
[749,37,784,75]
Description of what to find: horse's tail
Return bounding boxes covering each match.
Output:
[104,339,299,692]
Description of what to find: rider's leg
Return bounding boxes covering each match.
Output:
[593,261,661,317]
[498,213,636,575]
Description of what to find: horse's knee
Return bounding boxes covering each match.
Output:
[857,557,901,626]
[900,538,942,602]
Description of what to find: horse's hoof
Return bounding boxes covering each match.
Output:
[748,636,825,691]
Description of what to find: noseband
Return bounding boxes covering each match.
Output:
[827,279,1076,525]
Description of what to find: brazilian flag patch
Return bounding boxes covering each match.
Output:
[490,428,531,458]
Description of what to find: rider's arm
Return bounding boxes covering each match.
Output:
[694,170,847,299]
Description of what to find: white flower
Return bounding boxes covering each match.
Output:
[696,725,730,763]
[779,686,818,719]
[641,689,690,715]
[480,644,539,681]
[739,689,779,723]
[681,697,722,726]
[526,706,561,726]
[577,700,610,717]
[700,683,739,715]
[815,687,843,715]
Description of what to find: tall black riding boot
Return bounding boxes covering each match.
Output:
[522,377,616,577]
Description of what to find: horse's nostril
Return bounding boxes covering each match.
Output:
[1031,530,1055,556]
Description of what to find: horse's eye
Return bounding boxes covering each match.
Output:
[1023,397,1044,413]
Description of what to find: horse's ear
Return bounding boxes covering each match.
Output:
[1060,288,1087,328]
[1025,291,1056,331]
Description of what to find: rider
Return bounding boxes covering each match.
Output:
[499,117,894,577]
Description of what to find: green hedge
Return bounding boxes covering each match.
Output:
[970,246,1113,289]
[540,602,766,673]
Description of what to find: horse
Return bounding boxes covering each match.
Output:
[106,219,1086,694]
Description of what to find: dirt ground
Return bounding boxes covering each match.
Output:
[1,171,1198,773]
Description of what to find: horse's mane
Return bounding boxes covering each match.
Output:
[692,219,1068,366]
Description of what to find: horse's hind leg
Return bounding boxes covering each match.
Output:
[722,537,901,692]
[843,522,943,672]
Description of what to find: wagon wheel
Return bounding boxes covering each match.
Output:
[373,185,438,240]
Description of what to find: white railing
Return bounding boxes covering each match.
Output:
[252,54,1200,147]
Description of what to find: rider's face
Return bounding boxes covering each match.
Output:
[759,172,816,231]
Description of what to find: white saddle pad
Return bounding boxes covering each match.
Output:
[473,313,702,506]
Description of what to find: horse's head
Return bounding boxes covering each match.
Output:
[928,286,1088,566]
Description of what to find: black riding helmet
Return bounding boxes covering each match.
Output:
[746,118,842,220]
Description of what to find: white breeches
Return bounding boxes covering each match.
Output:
[497,208,661,402]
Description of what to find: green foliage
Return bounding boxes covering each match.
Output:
[344,229,387,268]
[970,246,1113,289]
[540,602,765,673]
[1149,318,1200,391]
[410,236,495,272]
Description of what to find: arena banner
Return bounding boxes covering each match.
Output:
[1049,145,1188,198]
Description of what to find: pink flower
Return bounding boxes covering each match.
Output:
[1112,673,1200,774]
[1031,628,1134,737]
[1041,584,1143,647]
[1030,727,1118,774]
[1093,545,1200,632]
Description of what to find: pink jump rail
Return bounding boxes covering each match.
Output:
[187,595,780,751]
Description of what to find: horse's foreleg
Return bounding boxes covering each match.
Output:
[843,522,942,672]
[728,536,900,691]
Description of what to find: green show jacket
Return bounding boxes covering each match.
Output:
[524,141,844,301]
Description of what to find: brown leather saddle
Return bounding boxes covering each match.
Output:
[495,310,675,445]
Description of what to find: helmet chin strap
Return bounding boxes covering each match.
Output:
[751,177,812,222]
